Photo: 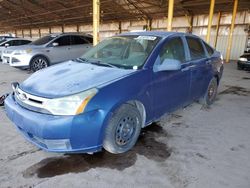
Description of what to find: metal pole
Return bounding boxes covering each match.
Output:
[167,0,174,31]
[38,28,41,38]
[214,12,221,48]
[226,0,238,63]
[29,28,32,38]
[93,0,100,46]
[118,21,122,34]
[206,0,215,43]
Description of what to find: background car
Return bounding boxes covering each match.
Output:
[237,53,250,70]
[4,32,223,154]
[0,38,31,62]
[1,33,93,72]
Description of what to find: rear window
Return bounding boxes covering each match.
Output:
[203,42,214,56]
[186,37,206,60]
[71,36,88,45]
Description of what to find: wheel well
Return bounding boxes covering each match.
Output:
[127,100,146,128]
[29,55,50,67]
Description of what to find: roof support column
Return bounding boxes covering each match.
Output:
[147,19,152,31]
[93,0,100,46]
[21,30,24,38]
[38,28,41,38]
[226,0,238,63]
[206,0,215,43]
[214,12,221,48]
[29,28,32,38]
[167,0,174,31]
[118,21,122,34]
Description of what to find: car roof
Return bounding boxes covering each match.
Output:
[119,31,201,39]
[5,38,31,41]
[49,32,93,38]
[119,31,182,38]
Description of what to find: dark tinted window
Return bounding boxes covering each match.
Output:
[159,37,186,63]
[186,37,206,60]
[85,36,93,44]
[11,40,21,46]
[54,36,71,46]
[31,35,57,45]
[71,36,88,45]
[203,42,214,56]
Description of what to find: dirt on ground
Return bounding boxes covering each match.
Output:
[0,62,250,188]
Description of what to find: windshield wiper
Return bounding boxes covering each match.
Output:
[75,57,89,63]
[89,60,118,68]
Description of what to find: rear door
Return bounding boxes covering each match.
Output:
[70,35,92,58]
[48,35,71,63]
[185,36,213,100]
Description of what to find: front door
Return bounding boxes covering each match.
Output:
[151,36,191,118]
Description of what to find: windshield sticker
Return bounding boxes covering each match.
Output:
[136,36,157,41]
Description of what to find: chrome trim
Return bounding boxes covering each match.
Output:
[14,86,50,113]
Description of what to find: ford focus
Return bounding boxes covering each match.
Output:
[4,32,223,154]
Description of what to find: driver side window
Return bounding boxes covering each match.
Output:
[159,37,186,64]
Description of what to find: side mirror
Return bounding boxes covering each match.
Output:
[52,42,59,47]
[156,59,181,72]
[5,43,9,48]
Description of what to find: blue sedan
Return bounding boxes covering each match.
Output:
[4,32,223,154]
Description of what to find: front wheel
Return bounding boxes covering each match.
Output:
[103,104,142,154]
[200,77,218,106]
[30,56,49,72]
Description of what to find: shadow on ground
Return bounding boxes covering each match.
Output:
[219,85,250,96]
[23,123,171,178]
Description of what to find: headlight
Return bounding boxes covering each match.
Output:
[43,88,98,116]
[239,57,247,62]
[14,49,32,55]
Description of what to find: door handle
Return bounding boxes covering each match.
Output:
[181,65,196,72]
[181,67,190,72]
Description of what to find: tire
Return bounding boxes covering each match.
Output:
[30,56,49,72]
[103,103,142,154]
[200,77,218,106]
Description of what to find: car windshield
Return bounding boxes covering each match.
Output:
[0,39,7,44]
[81,35,161,69]
[31,35,57,45]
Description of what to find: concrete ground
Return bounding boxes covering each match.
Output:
[0,62,249,188]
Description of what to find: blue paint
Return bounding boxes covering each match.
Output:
[5,32,224,153]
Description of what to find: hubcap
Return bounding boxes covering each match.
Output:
[32,58,47,71]
[115,116,137,146]
[208,83,216,101]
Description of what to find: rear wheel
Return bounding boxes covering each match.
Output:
[30,56,49,72]
[103,104,142,154]
[200,77,218,106]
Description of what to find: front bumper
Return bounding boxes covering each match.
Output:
[2,53,32,68]
[4,94,105,153]
[237,61,250,69]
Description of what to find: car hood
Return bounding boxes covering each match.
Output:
[240,53,250,60]
[20,61,136,98]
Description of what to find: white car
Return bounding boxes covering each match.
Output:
[0,38,31,61]
[2,33,93,72]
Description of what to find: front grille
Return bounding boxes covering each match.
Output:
[14,87,51,114]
